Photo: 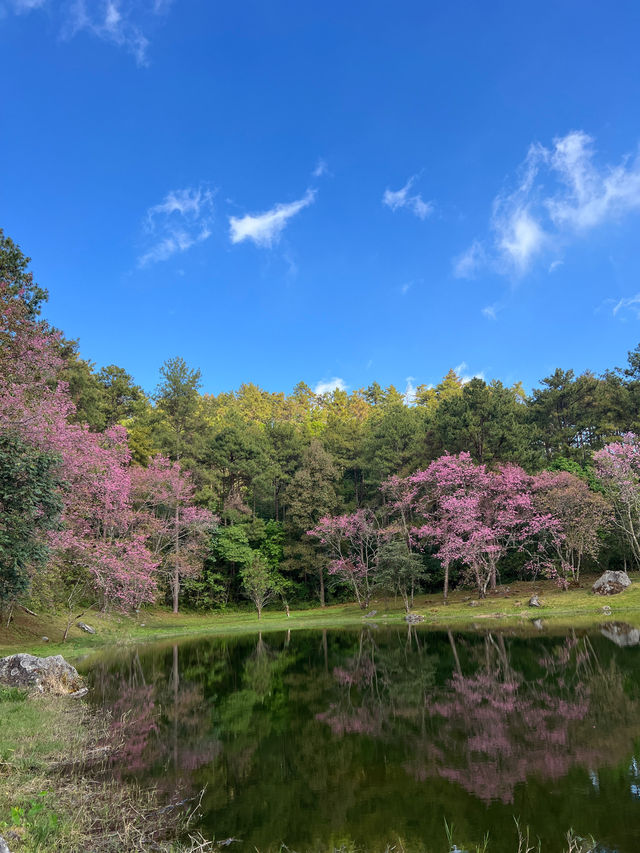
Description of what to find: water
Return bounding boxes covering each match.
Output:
[84,625,640,852]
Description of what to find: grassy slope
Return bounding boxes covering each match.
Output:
[2,574,640,662]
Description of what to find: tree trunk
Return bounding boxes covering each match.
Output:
[448,630,462,677]
[319,565,326,608]
[173,504,180,614]
[443,564,449,604]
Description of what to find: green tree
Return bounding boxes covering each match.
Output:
[376,539,427,612]
[0,433,63,612]
[154,357,203,461]
[433,378,534,468]
[240,553,281,619]
[361,404,424,489]
[0,228,47,315]
[97,364,146,427]
[59,339,105,430]
[284,440,339,606]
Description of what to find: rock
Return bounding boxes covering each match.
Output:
[601,605,612,615]
[592,570,631,596]
[0,835,10,853]
[404,613,424,623]
[0,654,83,695]
[468,600,479,607]
[528,594,542,607]
[364,610,377,618]
[601,621,640,647]
[76,622,96,634]
[41,636,49,643]
[532,618,544,630]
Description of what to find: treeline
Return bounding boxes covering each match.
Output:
[2,228,640,617]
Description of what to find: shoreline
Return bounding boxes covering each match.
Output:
[2,575,640,663]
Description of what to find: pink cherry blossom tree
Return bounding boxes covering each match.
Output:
[401,453,561,600]
[532,470,612,583]
[594,433,640,569]
[1,282,160,611]
[131,455,214,613]
[308,509,385,609]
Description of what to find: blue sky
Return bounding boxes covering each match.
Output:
[4,0,640,397]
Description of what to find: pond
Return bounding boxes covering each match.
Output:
[84,624,640,852]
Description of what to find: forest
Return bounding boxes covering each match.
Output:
[3,227,640,621]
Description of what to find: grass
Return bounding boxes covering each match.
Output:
[0,687,217,852]
[2,573,640,663]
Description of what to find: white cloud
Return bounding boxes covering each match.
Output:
[10,0,46,11]
[481,304,498,321]
[229,189,315,248]
[454,361,485,384]
[549,259,564,273]
[138,186,214,267]
[313,377,346,396]
[383,175,433,220]
[312,158,329,178]
[7,0,171,64]
[404,377,417,405]
[494,206,546,273]
[453,240,485,279]
[612,294,640,319]
[547,131,640,229]
[65,0,150,65]
[457,130,640,277]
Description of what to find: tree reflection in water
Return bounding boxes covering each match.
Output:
[86,627,640,852]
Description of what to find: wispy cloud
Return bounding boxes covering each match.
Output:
[312,158,329,178]
[6,0,171,64]
[481,304,498,321]
[453,240,485,279]
[65,0,151,65]
[404,376,417,405]
[456,131,640,278]
[383,175,433,220]
[138,186,214,267]
[9,0,47,11]
[612,293,640,319]
[314,377,346,396]
[454,361,485,383]
[229,189,315,248]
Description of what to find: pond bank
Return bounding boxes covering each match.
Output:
[0,685,215,852]
[3,575,640,662]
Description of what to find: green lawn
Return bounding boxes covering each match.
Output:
[2,574,639,663]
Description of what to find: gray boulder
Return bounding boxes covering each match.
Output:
[76,622,96,634]
[404,613,425,623]
[528,594,542,607]
[0,654,83,695]
[0,835,10,853]
[593,570,631,596]
[601,621,640,647]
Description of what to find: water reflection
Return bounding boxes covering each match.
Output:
[86,627,640,852]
